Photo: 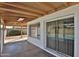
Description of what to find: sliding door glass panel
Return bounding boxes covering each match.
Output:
[58,20,65,53]
[64,18,74,56]
[55,21,59,51]
[47,22,56,50]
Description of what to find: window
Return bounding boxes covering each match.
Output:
[46,17,74,56]
[29,23,40,39]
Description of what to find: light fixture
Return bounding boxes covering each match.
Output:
[17,18,25,22]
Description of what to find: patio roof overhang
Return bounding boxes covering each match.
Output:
[0,2,79,27]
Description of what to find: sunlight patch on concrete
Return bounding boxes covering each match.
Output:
[4,35,27,44]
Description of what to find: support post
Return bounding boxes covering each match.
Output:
[3,24,6,45]
[0,16,5,55]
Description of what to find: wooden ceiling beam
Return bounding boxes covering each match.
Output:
[1,2,47,15]
[0,6,41,18]
[63,2,79,7]
[3,18,33,23]
[63,2,70,7]
[5,21,27,26]
[1,13,35,19]
[36,2,56,11]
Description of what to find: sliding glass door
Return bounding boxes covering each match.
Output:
[46,17,74,56]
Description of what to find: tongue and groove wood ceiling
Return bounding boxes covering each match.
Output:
[0,2,79,26]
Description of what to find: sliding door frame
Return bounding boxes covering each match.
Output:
[45,14,74,56]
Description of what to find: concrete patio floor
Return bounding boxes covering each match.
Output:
[1,40,55,57]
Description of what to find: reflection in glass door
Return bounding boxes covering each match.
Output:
[58,20,65,53]
[46,17,74,56]
[47,21,56,50]
[64,18,74,56]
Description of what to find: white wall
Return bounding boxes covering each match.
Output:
[0,28,7,54]
[27,4,79,57]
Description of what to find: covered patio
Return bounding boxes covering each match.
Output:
[0,2,79,57]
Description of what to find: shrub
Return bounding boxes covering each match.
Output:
[7,29,22,36]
